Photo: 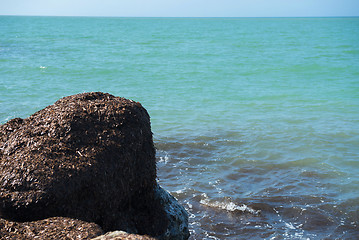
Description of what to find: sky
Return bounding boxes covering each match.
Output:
[1,0,359,17]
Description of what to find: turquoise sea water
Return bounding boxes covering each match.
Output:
[1,16,359,239]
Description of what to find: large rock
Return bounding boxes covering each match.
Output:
[0,92,168,236]
[0,217,103,239]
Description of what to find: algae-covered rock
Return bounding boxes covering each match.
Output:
[0,92,189,239]
[0,92,165,234]
[0,217,103,239]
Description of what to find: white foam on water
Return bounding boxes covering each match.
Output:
[285,222,296,230]
[173,188,185,194]
[204,231,220,240]
[158,154,169,163]
[199,198,261,215]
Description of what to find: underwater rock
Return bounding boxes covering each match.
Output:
[0,217,103,239]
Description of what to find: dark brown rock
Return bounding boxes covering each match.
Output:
[0,92,167,235]
[0,217,103,239]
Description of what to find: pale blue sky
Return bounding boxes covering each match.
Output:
[1,0,359,17]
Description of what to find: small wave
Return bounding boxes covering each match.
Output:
[200,198,261,215]
[158,155,169,163]
[156,150,170,163]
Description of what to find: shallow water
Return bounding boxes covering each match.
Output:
[1,16,359,239]
[156,133,359,239]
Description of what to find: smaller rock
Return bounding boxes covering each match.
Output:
[0,217,103,239]
[154,185,190,240]
[91,230,156,240]
[93,185,190,240]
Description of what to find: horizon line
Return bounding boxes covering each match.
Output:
[1,14,359,18]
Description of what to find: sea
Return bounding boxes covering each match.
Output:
[0,16,358,239]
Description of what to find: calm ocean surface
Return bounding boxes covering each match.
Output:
[1,16,359,239]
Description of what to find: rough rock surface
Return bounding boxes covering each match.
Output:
[0,217,103,239]
[0,92,166,235]
[91,230,156,240]
[0,92,189,239]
